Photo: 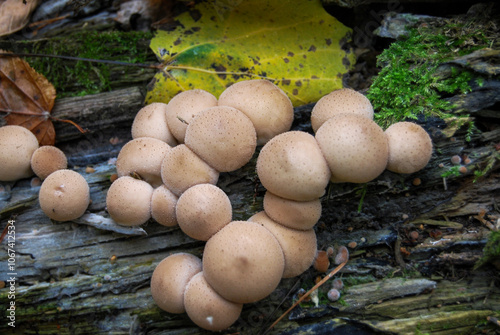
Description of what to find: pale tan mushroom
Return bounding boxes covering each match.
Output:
[263,191,321,230]
[131,102,177,146]
[218,79,294,145]
[151,185,178,227]
[0,125,39,181]
[30,146,67,180]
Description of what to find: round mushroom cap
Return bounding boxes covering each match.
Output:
[315,114,389,183]
[385,122,433,174]
[151,185,178,227]
[176,184,232,241]
[0,125,39,181]
[263,191,321,230]
[165,89,218,144]
[116,137,171,188]
[218,79,294,145]
[160,144,219,196]
[184,272,243,331]
[256,131,331,201]
[39,169,90,221]
[184,106,257,172]
[203,221,285,304]
[311,88,374,133]
[249,211,317,278]
[151,253,202,314]
[31,146,67,180]
[106,176,154,226]
[131,103,177,146]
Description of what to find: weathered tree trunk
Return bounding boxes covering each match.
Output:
[1,2,500,335]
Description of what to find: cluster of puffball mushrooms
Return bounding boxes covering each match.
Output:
[0,79,433,332]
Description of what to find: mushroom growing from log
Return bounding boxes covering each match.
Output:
[0,125,39,181]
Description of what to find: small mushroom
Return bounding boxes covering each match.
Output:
[176,184,232,241]
[203,221,285,303]
[249,211,317,278]
[184,272,243,331]
[315,114,388,183]
[39,169,90,221]
[311,88,374,133]
[160,144,219,196]
[30,146,68,180]
[263,191,322,230]
[116,137,171,188]
[385,122,433,174]
[184,106,257,172]
[0,125,39,181]
[150,253,202,314]
[131,102,177,146]
[218,79,294,145]
[165,89,218,144]
[151,185,178,227]
[256,131,331,201]
[313,250,330,273]
[106,176,154,226]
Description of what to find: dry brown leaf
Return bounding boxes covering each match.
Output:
[0,50,56,145]
[0,0,40,37]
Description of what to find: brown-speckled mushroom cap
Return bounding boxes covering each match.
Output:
[315,114,388,183]
[311,88,374,133]
[131,102,177,146]
[0,125,39,181]
[165,89,218,144]
[202,221,285,304]
[31,146,67,180]
[184,272,243,331]
[151,253,202,314]
[184,106,257,172]
[160,144,219,196]
[151,185,178,227]
[249,211,317,278]
[106,176,154,226]
[39,169,90,221]
[385,121,433,174]
[218,79,294,145]
[256,131,331,201]
[176,184,232,241]
[263,191,321,230]
[115,137,171,188]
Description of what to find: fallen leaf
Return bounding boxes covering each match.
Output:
[0,51,56,145]
[0,0,40,37]
[146,0,354,106]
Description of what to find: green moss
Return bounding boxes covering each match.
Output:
[475,230,500,270]
[368,24,489,129]
[22,30,155,97]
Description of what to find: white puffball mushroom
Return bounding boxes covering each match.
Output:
[184,272,243,331]
[151,185,178,227]
[249,211,317,278]
[315,114,389,183]
[263,191,322,231]
[106,176,154,226]
[385,121,433,174]
[184,106,257,172]
[31,146,68,180]
[160,144,219,196]
[256,131,331,201]
[165,89,218,144]
[176,184,232,241]
[311,88,374,133]
[203,221,285,304]
[151,253,202,314]
[116,137,171,188]
[218,79,294,145]
[0,125,39,181]
[39,169,90,221]
[131,102,177,146]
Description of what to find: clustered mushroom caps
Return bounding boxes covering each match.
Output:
[0,79,434,332]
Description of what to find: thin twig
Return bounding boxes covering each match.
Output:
[266,261,347,332]
[0,52,162,70]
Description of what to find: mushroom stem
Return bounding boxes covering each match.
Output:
[266,261,347,332]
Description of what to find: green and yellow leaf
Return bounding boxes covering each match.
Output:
[146,0,355,106]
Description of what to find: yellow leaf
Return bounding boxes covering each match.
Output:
[146,0,355,106]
